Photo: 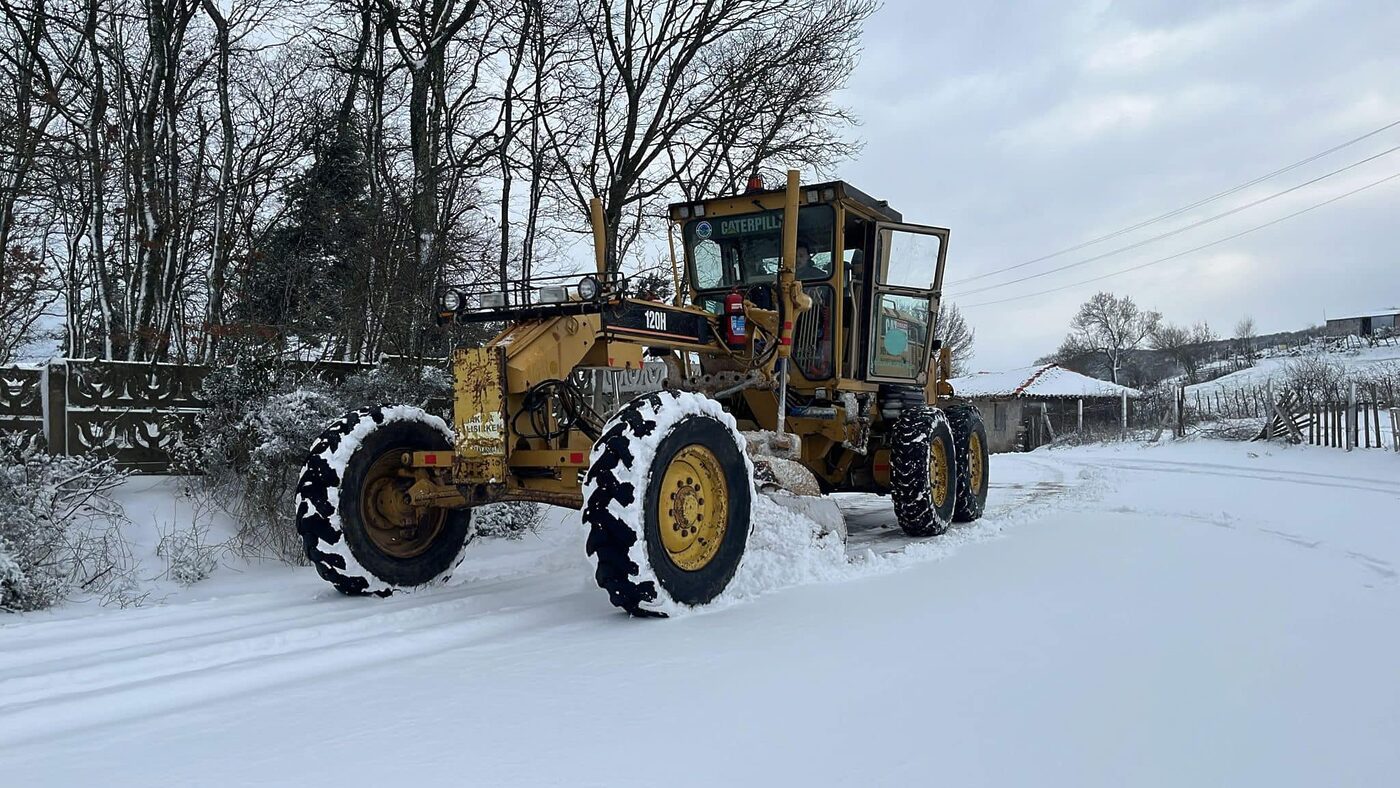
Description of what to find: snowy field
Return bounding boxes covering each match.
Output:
[1185,342,1400,397]
[2,440,1399,786]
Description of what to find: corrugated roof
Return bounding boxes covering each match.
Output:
[948,363,1143,399]
[1326,307,1400,322]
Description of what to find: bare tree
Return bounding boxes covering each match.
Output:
[544,0,873,272]
[1234,314,1257,362]
[1151,320,1217,383]
[935,301,975,377]
[1058,292,1161,384]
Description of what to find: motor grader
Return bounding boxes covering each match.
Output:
[294,171,988,616]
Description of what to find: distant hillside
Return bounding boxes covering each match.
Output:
[1042,324,1328,389]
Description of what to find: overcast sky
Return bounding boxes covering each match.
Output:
[832,0,1400,371]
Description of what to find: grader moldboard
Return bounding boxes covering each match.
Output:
[294,171,988,616]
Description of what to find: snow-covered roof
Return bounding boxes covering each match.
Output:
[948,363,1143,400]
[1326,307,1400,321]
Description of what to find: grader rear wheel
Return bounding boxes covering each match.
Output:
[583,390,753,616]
[946,404,989,523]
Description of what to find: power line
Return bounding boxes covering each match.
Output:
[946,143,1400,298]
[959,169,1400,310]
[946,117,1400,287]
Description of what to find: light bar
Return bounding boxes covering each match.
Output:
[536,285,569,304]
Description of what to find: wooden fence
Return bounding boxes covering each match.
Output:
[1,357,446,472]
[1182,379,1400,451]
[1282,387,1398,451]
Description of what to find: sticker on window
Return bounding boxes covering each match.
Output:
[695,220,712,239]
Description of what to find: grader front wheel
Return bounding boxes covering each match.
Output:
[890,406,959,537]
[583,391,753,616]
[296,407,474,596]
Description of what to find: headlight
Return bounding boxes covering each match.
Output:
[479,292,507,309]
[443,290,464,311]
[577,275,600,300]
[536,285,568,304]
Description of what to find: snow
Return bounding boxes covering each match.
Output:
[1327,306,1400,321]
[3,440,1400,786]
[950,362,1143,399]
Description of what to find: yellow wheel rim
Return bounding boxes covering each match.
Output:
[659,444,729,571]
[360,451,445,559]
[968,432,984,493]
[930,440,950,509]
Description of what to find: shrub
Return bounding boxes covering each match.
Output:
[180,349,453,563]
[157,520,221,586]
[0,432,134,612]
[471,501,545,540]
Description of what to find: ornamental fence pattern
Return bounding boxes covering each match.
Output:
[0,358,447,473]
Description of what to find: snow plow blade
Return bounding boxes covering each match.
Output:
[745,432,847,543]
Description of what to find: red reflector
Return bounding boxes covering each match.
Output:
[783,321,792,329]
[424,453,437,464]
[780,337,792,345]
[874,463,890,471]
[570,452,585,464]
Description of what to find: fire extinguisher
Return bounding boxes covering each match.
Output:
[723,290,747,348]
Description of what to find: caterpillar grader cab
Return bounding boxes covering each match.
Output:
[295,171,989,616]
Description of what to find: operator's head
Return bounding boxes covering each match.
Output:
[796,244,810,264]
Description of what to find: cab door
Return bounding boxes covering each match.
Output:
[866,222,949,384]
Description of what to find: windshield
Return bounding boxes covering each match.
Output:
[684,205,836,290]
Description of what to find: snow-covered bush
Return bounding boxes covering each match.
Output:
[471,501,544,540]
[1280,354,1348,400]
[157,521,220,586]
[179,349,453,563]
[0,432,134,612]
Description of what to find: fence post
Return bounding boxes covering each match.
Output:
[1171,387,1179,438]
[1077,398,1083,434]
[1346,382,1357,451]
[1372,384,1382,448]
[1041,402,1056,441]
[1264,381,1273,440]
[42,361,68,455]
[1120,390,1128,440]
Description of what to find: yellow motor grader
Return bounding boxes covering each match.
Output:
[294,171,988,615]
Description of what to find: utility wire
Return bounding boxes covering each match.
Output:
[959,169,1400,310]
[946,143,1400,298]
[946,118,1400,287]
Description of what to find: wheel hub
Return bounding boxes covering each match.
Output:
[968,432,984,492]
[930,440,950,508]
[659,445,729,571]
[360,451,445,559]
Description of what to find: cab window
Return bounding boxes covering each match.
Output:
[683,205,836,290]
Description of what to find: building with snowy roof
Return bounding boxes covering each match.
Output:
[948,363,1144,452]
[1324,307,1399,339]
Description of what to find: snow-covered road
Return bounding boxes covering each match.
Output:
[3,442,1398,787]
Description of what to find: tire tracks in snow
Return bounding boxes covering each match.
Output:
[1055,456,1400,497]
[0,456,1094,746]
[0,559,598,748]
[1056,453,1400,587]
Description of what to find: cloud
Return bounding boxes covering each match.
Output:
[1081,1,1316,74]
[839,0,1398,369]
[999,85,1238,148]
